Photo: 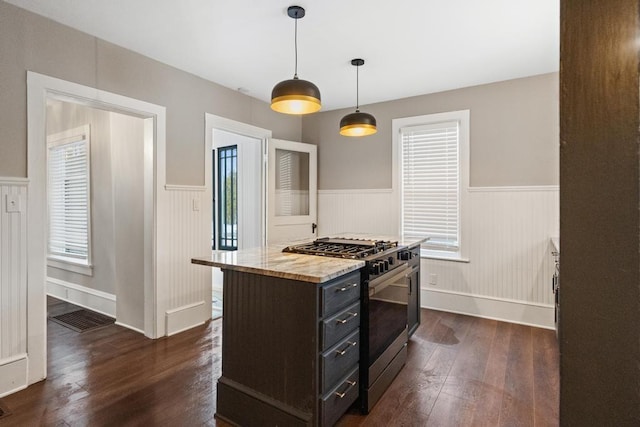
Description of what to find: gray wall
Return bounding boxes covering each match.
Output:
[0,0,301,183]
[110,113,145,330]
[302,72,559,189]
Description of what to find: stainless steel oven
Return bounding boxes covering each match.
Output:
[360,250,410,413]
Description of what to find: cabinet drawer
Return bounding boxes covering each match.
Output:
[321,301,360,351]
[320,271,360,317]
[320,329,359,395]
[320,366,359,427]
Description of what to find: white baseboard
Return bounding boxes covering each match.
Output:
[47,277,116,318]
[165,301,208,336]
[422,288,555,330]
[0,354,28,398]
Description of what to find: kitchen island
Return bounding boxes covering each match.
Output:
[191,237,423,426]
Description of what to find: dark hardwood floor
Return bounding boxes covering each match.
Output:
[0,299,558,426]
[337,311,559,427]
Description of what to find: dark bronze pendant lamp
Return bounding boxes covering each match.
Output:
[271,6,321,115]
[339,58,377,136]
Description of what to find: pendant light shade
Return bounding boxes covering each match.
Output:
[271,77,321,114]
[340,58,377,136]
[271,6,321,115]
[339,111,377,136]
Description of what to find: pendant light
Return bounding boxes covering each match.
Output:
[340,58,377,137]
[271,6,321,115]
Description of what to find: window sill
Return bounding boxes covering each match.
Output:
[47,256,93,276]
[421,253,470,263]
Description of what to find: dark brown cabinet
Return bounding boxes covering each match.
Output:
[216,269,360,427]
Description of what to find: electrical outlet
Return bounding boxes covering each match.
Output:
[429,273,438,286]
[192,198,200,212]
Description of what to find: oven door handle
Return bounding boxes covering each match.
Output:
[368,263,411,296]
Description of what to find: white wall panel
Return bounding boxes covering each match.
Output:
[161,186,211,331]
[0,178,28,395]
[318,186,559,328]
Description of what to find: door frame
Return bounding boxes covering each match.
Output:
[26,72,167,385]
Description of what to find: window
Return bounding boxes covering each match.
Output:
[47,125,92,274]
[393,110,469,261]
[218,145,238,250]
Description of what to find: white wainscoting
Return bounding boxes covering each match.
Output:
[318,186,559,329]
[0,354,27,398]
[0,178,29,397]
[161,186,212,334]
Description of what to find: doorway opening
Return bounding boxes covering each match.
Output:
[27,72,166,385]
[205,114,270,319]
[44,99,146,330]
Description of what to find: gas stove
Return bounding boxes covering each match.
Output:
[283,236,411,414]
[282,237,398,260]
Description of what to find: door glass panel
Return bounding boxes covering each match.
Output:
[275,148,309,216]
[218,145,238,250]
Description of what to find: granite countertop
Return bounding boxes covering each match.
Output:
[191,245,364,283]
[191,235,428,283]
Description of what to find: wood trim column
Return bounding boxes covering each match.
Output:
[560,0,640,424]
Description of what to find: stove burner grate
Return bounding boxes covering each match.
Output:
[283,237,397,259]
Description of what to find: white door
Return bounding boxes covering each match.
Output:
[267,138,317,244]
[213,129,264,250]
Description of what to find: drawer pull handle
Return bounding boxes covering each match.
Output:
[335,341,357,356]
[335,380,357,399]
[336,312,358,324]
[336,283,358,292]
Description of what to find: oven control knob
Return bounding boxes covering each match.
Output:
[399,251,410,261]
[388,256,395,266]
[374,261,385,273]
[370,263,380,275]
[383,260,389,271]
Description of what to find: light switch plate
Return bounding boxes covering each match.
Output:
[5,194,21,213]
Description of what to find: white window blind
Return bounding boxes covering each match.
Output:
[47,131,90,263]
[402,120,460,252]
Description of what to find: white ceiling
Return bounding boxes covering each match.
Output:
[6,0,560,111]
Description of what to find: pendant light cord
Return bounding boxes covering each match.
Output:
[355,63,360,112]
[293,13,298,78]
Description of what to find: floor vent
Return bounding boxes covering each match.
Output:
[49,309,115,333]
